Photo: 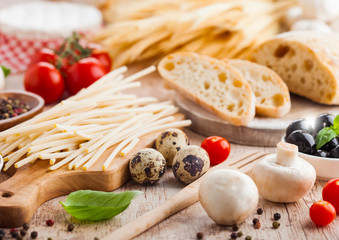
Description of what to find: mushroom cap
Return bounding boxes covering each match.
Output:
[199,169,259,225]
[251,154,316,203]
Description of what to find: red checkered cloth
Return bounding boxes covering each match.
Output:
[0,32,62,74]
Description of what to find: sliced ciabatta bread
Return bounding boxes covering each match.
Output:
[226,59,291,118]
[158,52,255,126]
[251,31,339,105]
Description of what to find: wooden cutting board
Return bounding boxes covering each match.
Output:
[176,94,339,147]
[0,114,184,228]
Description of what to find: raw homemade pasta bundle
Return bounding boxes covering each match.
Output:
[0,66,191,171]
[93,0,295,66]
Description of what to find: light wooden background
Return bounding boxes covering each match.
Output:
[0,65,338,239]
[0,1,339,239]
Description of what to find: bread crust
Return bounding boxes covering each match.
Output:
[158,52,255,126]
[251,31,339,105]
[227,59,291,118]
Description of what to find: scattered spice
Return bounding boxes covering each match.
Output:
[46,219,55,226]
[0,97,30,120]
[10,228,16,233]
[252,218,259,225]
[22,223,29,231]
[0,230,4,235]
[16,236,22,240]
[0,234,3,240]
[273,213,281,220]
[254,221,261,229]
[231,232,237,239]
[257,208,263,215]
[48,238,53,240]
[272,221,280,229]
[30,231,38,239]
[11,230,18,238]
[94,238,100,240]
[196,232,204,239]
[67,224,75,232]
[237,231,243,237]
[232,225,239,232]
[245,236,252,240]
[20,229,26,236]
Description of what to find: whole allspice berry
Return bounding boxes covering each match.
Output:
[67,224,75,232]
[196,232,204,239]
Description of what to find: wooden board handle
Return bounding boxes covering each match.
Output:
[0,162,81,227]
[104,151,265,240]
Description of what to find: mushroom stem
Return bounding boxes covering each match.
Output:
[275,141,298,167]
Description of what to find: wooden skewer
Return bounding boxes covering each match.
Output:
[103,151,268,240]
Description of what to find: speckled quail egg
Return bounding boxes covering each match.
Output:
[172,145,210,184]
[155,129,189,166]
[129,148,166,185]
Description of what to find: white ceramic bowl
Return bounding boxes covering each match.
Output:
[282,135,339,180]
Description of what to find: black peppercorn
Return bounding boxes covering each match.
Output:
[16,236,22,240]
[30,231,38,239]
[94,238,100,240]
[0,230,4,235]
[196,232,203,239]
[20,229,26,236]
[252,218,259,225]
[257,208,263,215]
[22,223,29,231]
[11,231,19,238]
[274,213,281,220]
[231,232,237,239]
[245,236,252,240]
[48,238,53,240]
[67,224,75,232]
[0,234,3,240]
[232,225,239,232]
[273,221,280,229]
[237,231,243,237]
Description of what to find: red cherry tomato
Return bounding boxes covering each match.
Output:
[65,57,106,95]
[29,48,57,67]
[24,62,64,104]
[201,136,231,165]
[91,50,112,73]
[309,200,336,226]
[322,178,339,213]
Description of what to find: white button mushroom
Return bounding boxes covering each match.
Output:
[155,129,189,166]
[251,141,316,203]
[199,169,259,225]
[129,148,166,185]
[172,145,209,184]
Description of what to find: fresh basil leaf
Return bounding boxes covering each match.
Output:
[315,127,337,150]
[332,114,339,134]
[60,190,142,221]
[1,66,10,77]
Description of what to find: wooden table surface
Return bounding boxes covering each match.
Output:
[1,62,339,240]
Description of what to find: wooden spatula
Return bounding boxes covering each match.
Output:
[104,151,269,240]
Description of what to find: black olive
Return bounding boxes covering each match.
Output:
[314,150,329,158]
[286,130,316,154]
[314,113,335,135]
[286,119,313,139]
[329,145,339,158]
[320,137,338,152]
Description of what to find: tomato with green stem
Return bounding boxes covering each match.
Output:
[201,136,231,165]
[65,57,106,95]
[29,48,57,67]
[309,200,336,226]
[24,62,64,104]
